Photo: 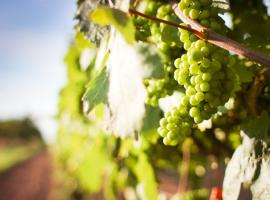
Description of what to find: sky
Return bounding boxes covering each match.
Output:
[0,0,76,143]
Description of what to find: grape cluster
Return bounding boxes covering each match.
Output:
[174,40,236,123]
[133,2,182,107]
[145,64,175,106]
[134,0,237,146]
[156,0,237,145]
[158,106,192,145]
[178,0,227,33]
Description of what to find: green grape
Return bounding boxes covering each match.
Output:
[194,116,203,123]
[174,58,182,68]
[190,76,196,85]
[189,9,200,19]
[200,19,210,26]
[199,10,210,19]
[190,95,200,105]
[186,86,196,96]
[201,46,210,56]
[195,75,203,84]
[183,8,191,17]
[180,33,190,43]
[179,1,187,10]
[202,73,211,81]
[189,107,200,117]
[201,58,211,68]
[195,40,205,49]
[191,49,203,61]
[189,34,198,42]
[190,63,200,75]
[184,41,192,50]
[200,82,210,91]
[183,0,191,6]
[195,92,205,102]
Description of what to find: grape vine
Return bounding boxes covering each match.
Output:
[56,0,270,199]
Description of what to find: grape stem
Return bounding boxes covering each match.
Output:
[128,8,205,39]
[129,3,270,67]
[171,1,270,67]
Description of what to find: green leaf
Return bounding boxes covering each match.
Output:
[76,139,108,192]
[134,153,158,200]
[234,65,255,83]
[229,9,270,54]
[82,66,109,113]
[141,106,161,144]
[241,111,270,139]
[58,32,94,118]
[90,6,135,44]
[76,0,110,46]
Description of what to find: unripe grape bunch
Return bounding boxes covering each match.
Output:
[135,3,182,107]
[133,0,238,145]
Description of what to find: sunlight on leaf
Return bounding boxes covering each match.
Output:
[223,131,270,200]
[90,6,135,44]
[106,32,164,137]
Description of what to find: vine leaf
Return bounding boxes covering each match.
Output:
[234,65,255,83]
[241,111,270,139]
[106,32,164,137]
[90,6,135,44]
[76,135,108,192]
[250,157,270,199]
[134,153,158,200]
[82,30,163,137]
[223,131,270,200]
[141,106,161,144]
[82,67,109,114]
[229,10,270,54]
[76,0,110,46]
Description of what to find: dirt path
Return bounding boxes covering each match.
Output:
[0,150,53,200]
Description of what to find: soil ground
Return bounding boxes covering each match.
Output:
[0,150,52,200]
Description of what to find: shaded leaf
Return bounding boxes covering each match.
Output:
[229,9,270,54]
[141,106,161,144]
[82,67,109,113]
[241,111,270,139]
[233,64,255,83]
